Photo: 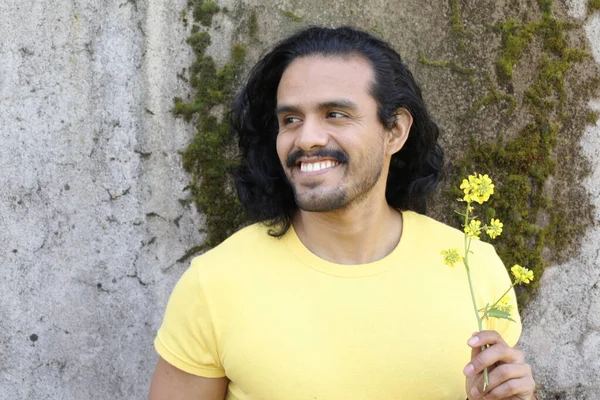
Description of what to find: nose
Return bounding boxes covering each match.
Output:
[294,116,329,151]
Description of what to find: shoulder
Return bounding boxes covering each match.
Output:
[187,222,284,282]
[200,222,281,260]
[403,210,497,255]
[404,210,463,242]
[405,212,510,284]
[404,210,460,236]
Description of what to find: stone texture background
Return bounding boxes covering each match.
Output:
[519,7,600,397]
[0,0,598,399]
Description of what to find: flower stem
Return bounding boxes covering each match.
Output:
[481,283,516,320]
[463,204,489,391]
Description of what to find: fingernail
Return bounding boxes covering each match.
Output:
[467,336,479,346]
[470,387,480,397]
[464,363,475,376]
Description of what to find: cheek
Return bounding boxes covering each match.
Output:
[275,133,290,164]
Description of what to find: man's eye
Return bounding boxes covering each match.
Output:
[283,116,301,124]
[328,111,347,119]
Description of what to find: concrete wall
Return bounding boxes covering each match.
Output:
[0,0,201,397]
[0,0,599,398]
[518,5,600,397]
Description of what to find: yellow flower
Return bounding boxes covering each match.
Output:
[464,219,481,239]
[511,264,534,284]
[485,218,503,239]
[498,295,513,313]
[460,178,471,201]
[460,174,480,203]
[441,248,462,267]
[470,174,495,204]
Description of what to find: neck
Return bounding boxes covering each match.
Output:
[292,198,403,265]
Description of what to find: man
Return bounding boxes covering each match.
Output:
[150,27,536,399]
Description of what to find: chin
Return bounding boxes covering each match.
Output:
[295,190,349,213]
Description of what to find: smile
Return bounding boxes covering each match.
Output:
[299,160,339,173]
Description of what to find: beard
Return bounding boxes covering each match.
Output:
[293,184,349,212]
[287,150,384,213]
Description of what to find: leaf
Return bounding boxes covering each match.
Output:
[478,303,490,313]
[486,308,516,322]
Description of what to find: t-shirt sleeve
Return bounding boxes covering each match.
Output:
[154,260,226,377]
[474,243,522,348]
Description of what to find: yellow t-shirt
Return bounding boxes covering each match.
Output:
[155,211,521,399]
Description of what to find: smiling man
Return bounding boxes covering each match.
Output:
[150,27,536,400]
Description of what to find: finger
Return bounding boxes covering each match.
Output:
[470,332,482,360]
[480,376,535,399]
[466,375,484,399]
[483,363,532,394]
[467,330,513,350]
[464,343,524,377]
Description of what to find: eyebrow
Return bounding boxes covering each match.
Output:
[275,99,359,115]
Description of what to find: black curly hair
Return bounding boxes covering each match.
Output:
[231,26,444,237]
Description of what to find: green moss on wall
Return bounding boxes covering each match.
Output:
[448,0,467,50]
[193,1,220,26]
[494,19,537,81]
[446,0,594,306]
[282,10,302,22]
[173,0,248,257]
[586,111,599,125]
[494,7,589,83]
[471,76,517,115]
[248,11,258,40]
[418,52,474,76]
[589,0,600,13]
[449,121,558,305]
[449,0,465,34]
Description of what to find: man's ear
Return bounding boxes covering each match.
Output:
[385,108,412,156]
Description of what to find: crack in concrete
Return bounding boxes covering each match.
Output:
[124,271,149,286]
[125,253,152,287]
[141,236,156,247]
[33,236,48,253]
[119,0,138,11]
[76,278,115,293]
[95,282,112,293]
[173,215,183,227]
[32,359,66,373]
[133,149,152,159]
[106,187,131,201]
[137,21,145,37]
[145,212,166,220]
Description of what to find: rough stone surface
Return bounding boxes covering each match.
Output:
[1,0,599,399]
[0,0,202,398]
[516,6,600,399]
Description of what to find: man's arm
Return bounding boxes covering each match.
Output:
[149,357,228,400]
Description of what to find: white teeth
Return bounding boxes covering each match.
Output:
[300,160,339,172]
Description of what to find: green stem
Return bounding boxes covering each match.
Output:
[481,283,517,320]
[463,204,489,391]
[463,248,482,330]
[463,206,480,326]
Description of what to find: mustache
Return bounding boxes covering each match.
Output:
[285,148,349,168]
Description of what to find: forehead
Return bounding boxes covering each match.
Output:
[276,55,375,106]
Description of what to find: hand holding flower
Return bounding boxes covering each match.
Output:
[441,173,536,394]
[465,331,536,400]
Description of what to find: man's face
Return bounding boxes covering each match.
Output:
[275,55,389,212]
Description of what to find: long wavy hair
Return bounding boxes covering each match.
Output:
[231,26,444,237]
